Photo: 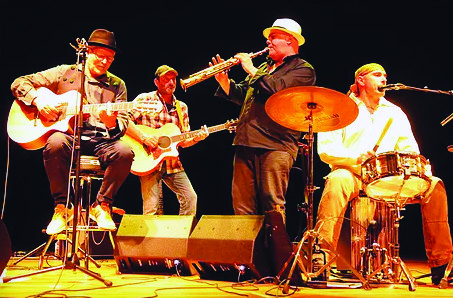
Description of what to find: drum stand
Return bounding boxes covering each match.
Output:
[278,109,371,293]
[360,174,417,291]
[360,199,416,291]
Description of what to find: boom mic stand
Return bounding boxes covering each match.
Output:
[382,83,453,126]
[3,39,112,286]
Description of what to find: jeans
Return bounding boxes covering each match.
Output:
[139,167,197,215]
[315,168,453,267]
[232,146,294,215]
[43,132,134,206]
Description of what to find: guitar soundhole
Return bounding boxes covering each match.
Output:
[158,136,171,149]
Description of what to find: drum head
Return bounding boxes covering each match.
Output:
[365,176,431,199]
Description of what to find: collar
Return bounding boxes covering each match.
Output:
[81,64,111,86]
[156,91,177,107]
[267,54,299,65]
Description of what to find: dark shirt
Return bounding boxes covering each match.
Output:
[11,64,129,141]
[215,55,316,159]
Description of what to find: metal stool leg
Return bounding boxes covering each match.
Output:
[70,173,104,270]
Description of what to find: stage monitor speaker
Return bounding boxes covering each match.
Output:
[0,219,12,276]
[114,214,196,275]
[187,215,270,281]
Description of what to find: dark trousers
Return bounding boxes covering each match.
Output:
[232,146,294,215]
[43,132,134,206]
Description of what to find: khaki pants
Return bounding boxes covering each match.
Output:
[315,168,452,267]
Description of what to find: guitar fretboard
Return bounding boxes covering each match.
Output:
[66,102,136,115]
[170,122,235,143]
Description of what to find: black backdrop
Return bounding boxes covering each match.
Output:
[2,1,453,260]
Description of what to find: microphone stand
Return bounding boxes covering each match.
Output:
[3,39,112,286]
[384,83,453,126]
[66,38,113,285]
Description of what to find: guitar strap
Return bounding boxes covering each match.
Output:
[175,100,187,132]
[157,91,186,132]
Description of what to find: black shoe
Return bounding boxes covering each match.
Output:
[431,263,451,285]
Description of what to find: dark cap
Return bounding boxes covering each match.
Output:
[155,65,178,78]
[87,29,120,53]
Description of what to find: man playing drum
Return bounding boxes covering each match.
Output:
[315,63,452,285]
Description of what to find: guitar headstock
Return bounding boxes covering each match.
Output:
[227,118,238,133]
[133,100,163,114]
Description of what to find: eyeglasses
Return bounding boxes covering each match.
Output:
[93,51,115,63]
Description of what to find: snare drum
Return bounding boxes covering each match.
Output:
[361,151,431,200]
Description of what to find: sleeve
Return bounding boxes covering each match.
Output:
[317,129,361,168]
[214,79,248,106]
[11,65,67,105]
[394,112,420,153]
[109,78,129,138]
[129,93,145,123]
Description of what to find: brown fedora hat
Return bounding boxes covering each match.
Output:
[88,29,120,53]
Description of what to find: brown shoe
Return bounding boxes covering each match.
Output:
[90,203,116,231]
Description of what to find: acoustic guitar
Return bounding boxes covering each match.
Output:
[7,87,159,150]
[122,119,237,176]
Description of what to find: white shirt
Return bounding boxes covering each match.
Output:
[317,93,419,175]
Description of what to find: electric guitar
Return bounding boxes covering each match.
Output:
[122,119,237,176]
[7,87,160,150]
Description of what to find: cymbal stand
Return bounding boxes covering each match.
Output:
[3,39,111,286]
[278,106,314,292]
[280,106,370,293]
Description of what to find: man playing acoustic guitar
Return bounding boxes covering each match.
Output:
[126,65,208,215]
[10,29,134,234]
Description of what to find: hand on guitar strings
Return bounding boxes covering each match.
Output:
[33,96,63,121]
[141,135,159,148]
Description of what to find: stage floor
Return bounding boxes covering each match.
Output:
[1,257,452,297]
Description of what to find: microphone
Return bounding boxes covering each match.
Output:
[70,38,88,52]
[76,38,88,49]
[378,83,405,92]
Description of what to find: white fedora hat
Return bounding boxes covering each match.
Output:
[263,18,305,46]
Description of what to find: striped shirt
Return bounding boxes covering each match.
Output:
[130,90,190,174]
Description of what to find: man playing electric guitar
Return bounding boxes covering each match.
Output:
[126,65,208,215]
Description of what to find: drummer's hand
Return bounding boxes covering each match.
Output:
[357,151,375,164]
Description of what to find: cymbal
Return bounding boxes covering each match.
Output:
[265,86,359,132]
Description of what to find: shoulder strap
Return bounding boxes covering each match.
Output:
[175,100,187,132]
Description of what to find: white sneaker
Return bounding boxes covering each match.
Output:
[46,204,73,235]
[90,203,116,231]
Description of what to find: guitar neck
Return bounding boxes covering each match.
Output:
[171,122,233,143]
[67,102,134,115]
